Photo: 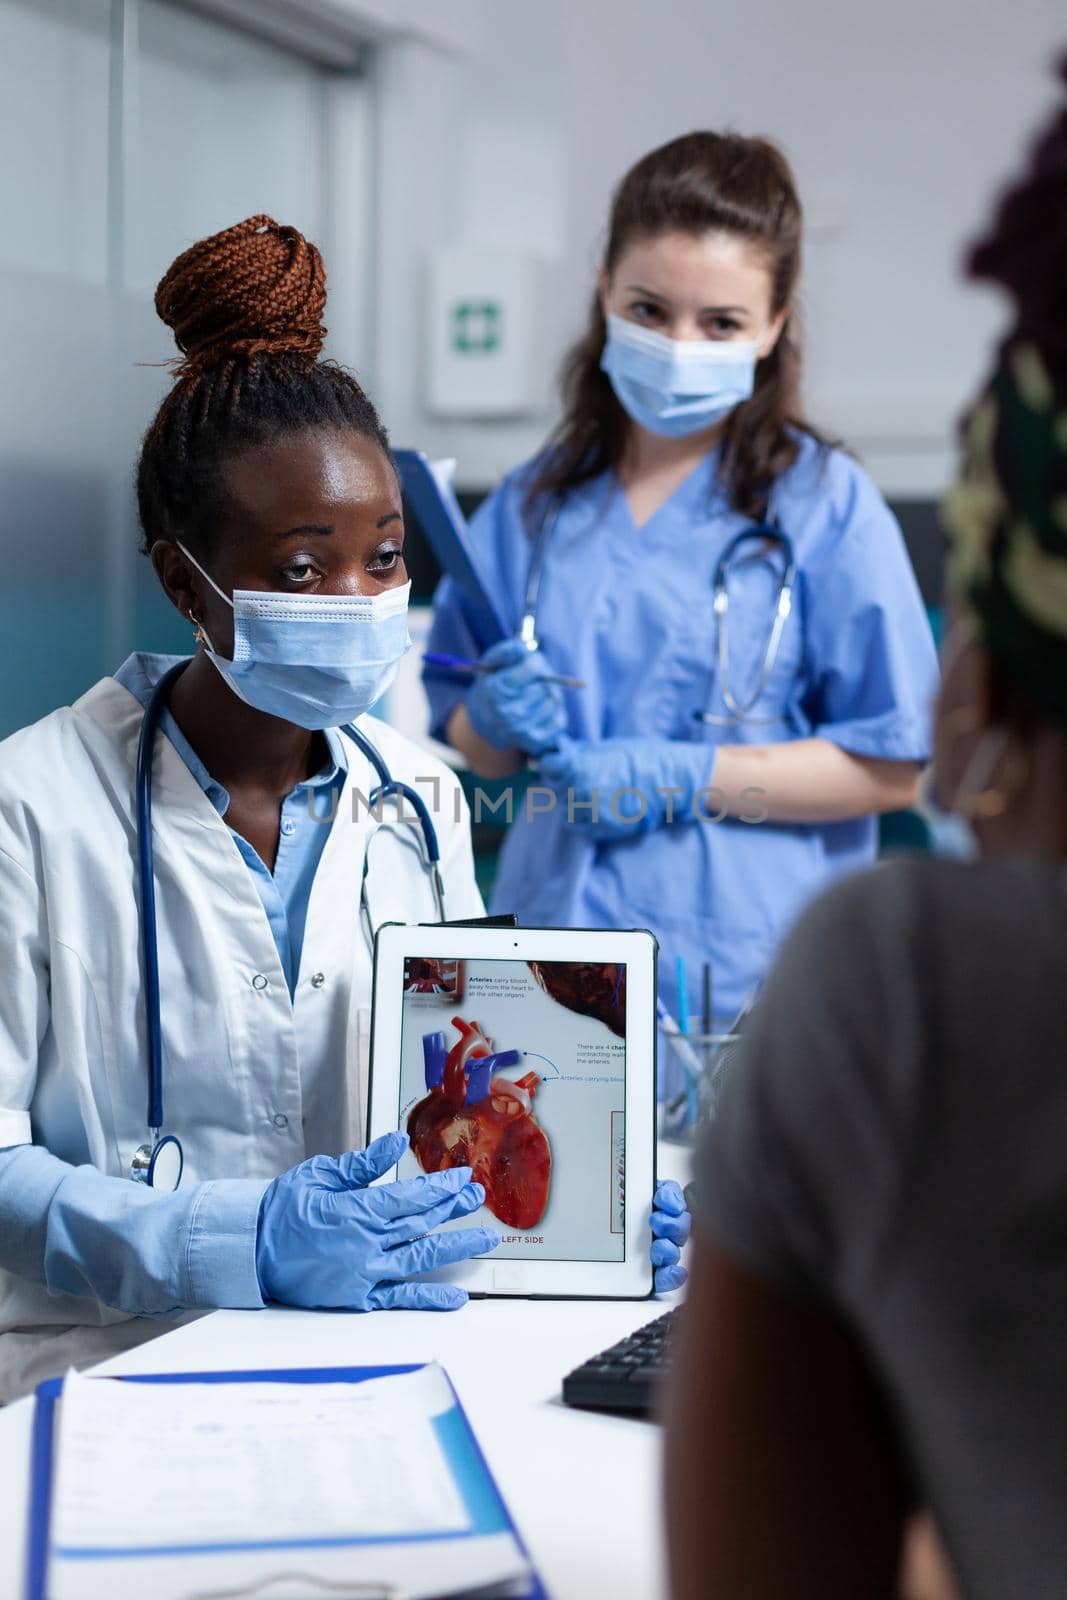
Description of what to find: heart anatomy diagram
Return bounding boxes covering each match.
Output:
[406,1016,552,1229]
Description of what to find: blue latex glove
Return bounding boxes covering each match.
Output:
[651,1179,690,1293]
[466,638,568,755]
[539,737,717,840]
[255,1131,499,1312]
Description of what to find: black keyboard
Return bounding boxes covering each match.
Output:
[561,1308,680,1416]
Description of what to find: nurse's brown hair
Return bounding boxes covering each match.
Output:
[529,131,827,522]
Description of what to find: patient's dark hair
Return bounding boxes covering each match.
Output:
[136,215,390,556]
[967,55,1067,362]
[948,55,1067,733]
[529,130,828,523]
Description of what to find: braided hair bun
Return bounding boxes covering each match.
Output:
[137,216,389,558]
[155,214,327,375]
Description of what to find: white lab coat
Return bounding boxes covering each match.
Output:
[0,674,484,1394]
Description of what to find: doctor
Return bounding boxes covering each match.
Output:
[427,131,939,1053]
[0,216,688,1403]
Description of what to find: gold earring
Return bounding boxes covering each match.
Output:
[188,612,207,649]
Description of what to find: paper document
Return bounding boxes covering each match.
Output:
[53,1367,468,1550]
[44,1364,532,1600]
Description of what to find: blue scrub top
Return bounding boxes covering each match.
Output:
[424,435,938,1054]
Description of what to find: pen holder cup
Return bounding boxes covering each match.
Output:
[659,1032,742,1143]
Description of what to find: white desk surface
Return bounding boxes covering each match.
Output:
[0,1143,692,1600]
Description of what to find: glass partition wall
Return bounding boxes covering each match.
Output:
[0,0,371,735]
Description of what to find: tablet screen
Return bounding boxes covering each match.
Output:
[395,957,627,1262]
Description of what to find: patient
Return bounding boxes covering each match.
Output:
[664,59,1067,1600]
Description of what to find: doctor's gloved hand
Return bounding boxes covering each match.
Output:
[255,1132,499,1312]
[538,738,717,840]
[466,639,568,755]
[651,1179,690,1294]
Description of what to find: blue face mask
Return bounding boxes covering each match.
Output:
[600,314,762,437]
[915,725,1013,862]
[178,542,411,730]
[915,767,978,861]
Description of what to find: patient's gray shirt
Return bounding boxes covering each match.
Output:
[697,856,1067,1600]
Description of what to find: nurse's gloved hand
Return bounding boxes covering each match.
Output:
[255,1132,499,1312]
[539,738,717,839]
[651,1179,690,1293]
[467,639,568,755]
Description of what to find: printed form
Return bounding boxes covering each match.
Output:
[45,1364,530,1600]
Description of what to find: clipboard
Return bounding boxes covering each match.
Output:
[27,1363,546,1600]
[394,450,511,649]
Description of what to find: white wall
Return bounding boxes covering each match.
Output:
[371,0,1066,496]
[0,0,374,733]
[302,0,484,53]
[368,3,570,483]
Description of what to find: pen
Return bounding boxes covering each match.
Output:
[676,961,697,1128]
[422,651,586,689]
[702,961,713,1076]
[728,979,763,1036]
[657,998,700,1062]
[658,997,700,1127]
[675,957,690,1036]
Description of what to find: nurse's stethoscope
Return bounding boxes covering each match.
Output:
[696,523,797,726]
[518,500,797,726]
[517,500,563,651]
[130,660,446,1190]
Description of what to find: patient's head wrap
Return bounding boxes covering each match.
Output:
[941,340,1067,731]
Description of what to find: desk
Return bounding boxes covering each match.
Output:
[0,1143,692,1600]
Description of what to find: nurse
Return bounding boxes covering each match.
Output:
[427,131,939,1057]
[0,216,686,1403]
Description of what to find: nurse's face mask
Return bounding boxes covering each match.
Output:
[601,314,765,438]
[598,229,780,438]
[178,541,411,729]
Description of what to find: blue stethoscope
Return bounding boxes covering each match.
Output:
[130,661,446,1190]
[519,502,797,726]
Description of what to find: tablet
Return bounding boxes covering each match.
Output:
[368,924,657,1299]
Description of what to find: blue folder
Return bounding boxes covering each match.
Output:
[27,1363,546,1600]
[395,449,511,649]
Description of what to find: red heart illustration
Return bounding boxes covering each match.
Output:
[407,1016,552,1230]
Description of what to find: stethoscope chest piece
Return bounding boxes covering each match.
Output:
[131,1134,184,1191]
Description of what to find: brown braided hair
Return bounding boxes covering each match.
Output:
[528,131,831,525]
[137,215,390,556]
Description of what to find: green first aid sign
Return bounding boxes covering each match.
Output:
[451,300,502,354]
